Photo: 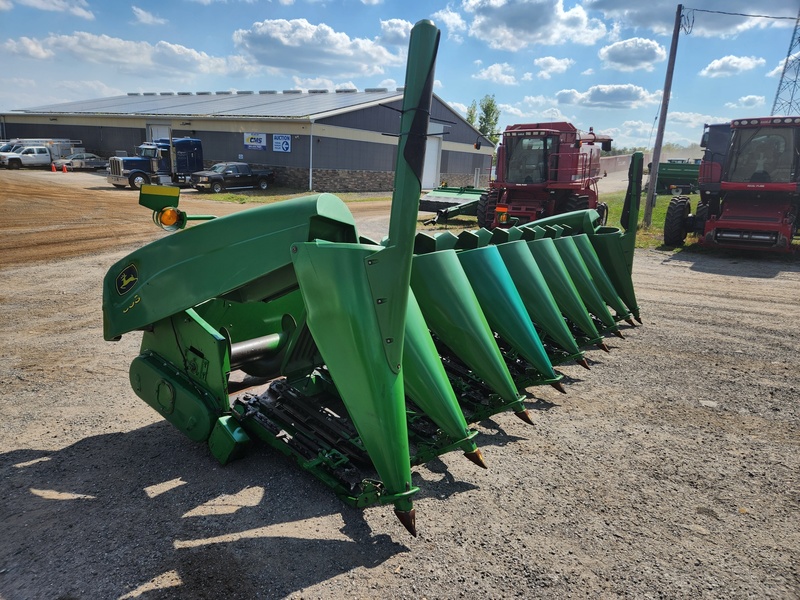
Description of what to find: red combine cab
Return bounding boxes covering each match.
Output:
[477,122,612,229]
[665,116,799,252]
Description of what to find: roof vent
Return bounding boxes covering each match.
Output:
[196,91,212,95]
[336,88,357,93]
[259,90,278,94]
[237,90,254,94]
[365,87,388,93]
[127,92,141,96]
[282,90,302,94]
[177,92,193,96]
[309,89,329,94]
[216,91,232,95]
[143,92,157,96]
[396,87,405,92]
[160,92,174,96]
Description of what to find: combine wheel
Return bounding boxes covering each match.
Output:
[663,196,690,246]
[693,202,709,235]
[565,194,589,213]
[211,181,224,194]
[476,190,497,228]
[596,202,609,225]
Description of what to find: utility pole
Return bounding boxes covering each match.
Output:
[771,7,800,116]
[643,4,683,228]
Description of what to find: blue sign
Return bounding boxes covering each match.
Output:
[244,132,267,150]
[273,134,291,153]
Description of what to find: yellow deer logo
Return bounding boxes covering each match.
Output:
[116,264,139,295]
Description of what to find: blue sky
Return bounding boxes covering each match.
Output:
[0,0,797,149]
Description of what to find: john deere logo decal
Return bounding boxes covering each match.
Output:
[116,264,138,295]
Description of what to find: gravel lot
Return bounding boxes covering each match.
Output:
[0,168,798,599]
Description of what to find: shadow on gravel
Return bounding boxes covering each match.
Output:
[656,243,800,278]
[0,423,410,599]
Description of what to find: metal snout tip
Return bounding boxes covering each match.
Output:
[598,342,611,353]
[514,409,535,425]
[577,358,591,370]
[612,330,625,339]
[635,316,643,324]
[625,318,636,326]
[551,381,566,394]
[395,508,417,537]
[464,448,488,469]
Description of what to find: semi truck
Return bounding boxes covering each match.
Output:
[107,137,203,189]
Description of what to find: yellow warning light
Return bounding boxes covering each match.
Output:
[154,206,185,231]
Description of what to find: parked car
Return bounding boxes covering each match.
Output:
[190,162,275,193]
[53,152,109,171]
[0,146,52,169]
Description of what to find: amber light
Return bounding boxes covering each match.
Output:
[154,206,184,231]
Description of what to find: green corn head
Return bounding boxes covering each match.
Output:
[102,19,644,538]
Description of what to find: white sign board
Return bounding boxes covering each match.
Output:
[244,132,267,150]
[273,134,292,153]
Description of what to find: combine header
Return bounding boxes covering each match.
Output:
[103,20,644,538]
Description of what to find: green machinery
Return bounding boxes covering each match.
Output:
[102,20,643,537]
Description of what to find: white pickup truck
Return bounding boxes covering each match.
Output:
[0,145,53,169]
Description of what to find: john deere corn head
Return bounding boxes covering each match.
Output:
[103,21,643,537]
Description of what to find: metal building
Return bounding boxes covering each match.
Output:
[0,89,494,192]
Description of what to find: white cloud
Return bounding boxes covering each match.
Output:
[432,6,467,42]
[380,18,413,45]
[232,19,404,77]
[767,51,799,78]
[533,56,575,79]
[556,84,661,109]
[669,111,730,129]
[598,38,666,72]
[448,101,468,114]
[3,36,55,59]
[472,62,518,85]
[132,6,167,26]
[464,0,606,50]
[15,0,94,19]
[724,95,766,110]
[699,55,766,78]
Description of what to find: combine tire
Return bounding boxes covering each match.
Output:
[664,196,690,246]
[693,202,709,235]
[565,194,589,213]
[476,190,497,228]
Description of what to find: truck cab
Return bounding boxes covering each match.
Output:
[107,138,203,189]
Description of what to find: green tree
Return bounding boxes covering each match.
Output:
[478,94,500,144]
[466,100,478,127]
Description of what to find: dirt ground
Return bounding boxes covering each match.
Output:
[0,169,798,599]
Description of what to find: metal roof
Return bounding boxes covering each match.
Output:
[11,89,405,121]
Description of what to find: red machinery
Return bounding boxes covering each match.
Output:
[665,116,799,253]
[477,122,612,229]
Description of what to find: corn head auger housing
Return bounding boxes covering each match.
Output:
[102,21,644,538]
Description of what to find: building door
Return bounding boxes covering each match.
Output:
[421,124,442,189]
[147,124,171,142]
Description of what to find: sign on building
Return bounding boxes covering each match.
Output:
[244,132,267,150]
[273,134,291,153]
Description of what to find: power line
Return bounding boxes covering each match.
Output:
[684,8,796,20]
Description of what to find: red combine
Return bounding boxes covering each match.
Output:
[665,116,799,252]
[477,122,612,229]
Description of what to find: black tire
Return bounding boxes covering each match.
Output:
[129,173,149,189]
[596,202,609,226]
[564,194,589,213]
[476,190,497,228]
[211,181,224,194]
[8,159,21,170]
[693,202,709,235]
[664,196,690,246]
[257,178,269,191]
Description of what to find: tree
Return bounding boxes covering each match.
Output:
[478,94,500,144]
[466,100,477,127]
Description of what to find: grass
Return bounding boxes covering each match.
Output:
[189,187,393,205]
